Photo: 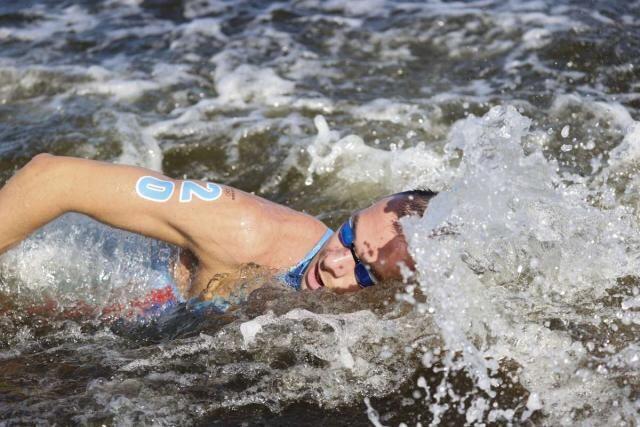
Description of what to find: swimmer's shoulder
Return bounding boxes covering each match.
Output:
[217,189,328,268]
[182,186,324,269]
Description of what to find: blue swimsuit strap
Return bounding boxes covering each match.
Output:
[281,228,334,291]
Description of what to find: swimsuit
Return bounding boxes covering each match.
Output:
[279,228,333,291]
[133,228,334,317]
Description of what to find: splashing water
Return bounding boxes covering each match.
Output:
[1,0,640,425]
[402,106,640,424]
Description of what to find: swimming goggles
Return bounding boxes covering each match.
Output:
[338,217,377,288]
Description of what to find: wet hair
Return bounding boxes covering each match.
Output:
[388,189,438,236]
[365,188,437,277]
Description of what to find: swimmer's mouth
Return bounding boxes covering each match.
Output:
[314,263,325,288]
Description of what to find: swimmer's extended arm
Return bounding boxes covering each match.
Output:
[0,154,257,266]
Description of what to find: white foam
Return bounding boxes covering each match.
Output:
[294,13,363,28]
[351,99,422,125]
[0,5,98,42]
[75,61,204,102]
[151,63,203,87]
[522,28,552,49]
[319,0,388,16]
[402,105,640,423]
[183,0,229,19]
[105,0,143,6]
[0,214,165,307]
[305,115,453,192]
[107,20,174,40]
[603,121,640,171]
[77,78,160,101]
[2,1,639,423]
[215,64,294,106]
[364,397,387,427]
[240,314,271,347]
[179,18,227,40]
[622,295,640,310]
[109,112,163,170]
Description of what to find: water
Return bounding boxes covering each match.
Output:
[1,0,640,424]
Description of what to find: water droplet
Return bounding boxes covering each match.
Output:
[561,125,570,138]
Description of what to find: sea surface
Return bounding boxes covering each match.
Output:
[1,0,640,425]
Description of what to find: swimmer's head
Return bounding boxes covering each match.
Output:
[303,189,437,293]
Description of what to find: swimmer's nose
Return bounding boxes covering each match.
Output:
[322,247,353,279]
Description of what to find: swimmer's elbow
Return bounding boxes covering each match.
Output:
[21,153,63,183]
[21,153,57,177]
[0,154,68,254]
[29,152,56,165]
[18,154,70,213]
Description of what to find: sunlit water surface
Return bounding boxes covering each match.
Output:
[1,0,640,425]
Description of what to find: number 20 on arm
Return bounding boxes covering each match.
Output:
[136,176,222,203]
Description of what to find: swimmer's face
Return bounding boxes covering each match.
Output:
[303,196,414,293]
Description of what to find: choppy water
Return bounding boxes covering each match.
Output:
[1,0,640,425]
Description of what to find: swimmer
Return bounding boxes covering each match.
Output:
[0,154,436,306]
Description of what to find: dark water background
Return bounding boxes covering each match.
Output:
[1,0,640,425]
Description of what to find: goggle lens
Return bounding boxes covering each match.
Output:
[338,218,377,288]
